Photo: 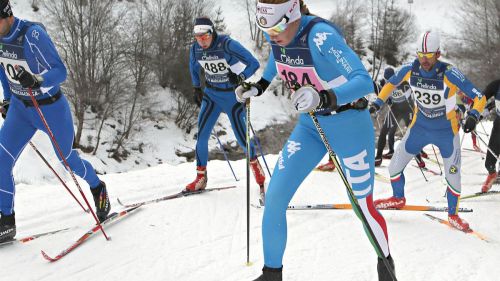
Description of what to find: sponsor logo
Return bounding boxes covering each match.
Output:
[280,54,304,65]
[201,55,220,60]
[257,6,273,15]
[278,151,285,170]
[416,81,437,90]
[450,67,465,82]
[449,165,458,174]
[280,47,286,55]
[328,47,352,73]
[289,0,298,13]
[31,29,40,40]
[0,49,17,59]
[286,140,301,159]
[313,32,332,51]
[472,88,482,98]
[258,16,267,26]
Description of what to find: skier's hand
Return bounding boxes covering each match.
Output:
[14,66,43,88]
[463,114,478,133]
[0,99,9,119]
[228,70,244,86]
[235,84,259,103]
[291,85,337,113]
[369,103,380,114]
[193,87,203,107]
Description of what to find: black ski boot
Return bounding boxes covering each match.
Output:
[91,181,111,223]
[253,266,282,281]
[377,255,396,281]
[0,212,16,243]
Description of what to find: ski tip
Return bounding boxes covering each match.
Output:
[41,250,56,262]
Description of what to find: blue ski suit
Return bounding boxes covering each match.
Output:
[0,18,101,215]
[260,16,390,268]
[189,33,260,166]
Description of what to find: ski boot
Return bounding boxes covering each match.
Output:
[0,212,16,243]
[382,152,394,159]
[253,266,282,281]
[481,172,498,193]
[375,157,383,167]
[448,215,471,232]
[377,255,396,281]
[185,166,207,193]
[250,158,266,205]
[316,159,336,171]
[374,196,406,209]
[91,181,111,223]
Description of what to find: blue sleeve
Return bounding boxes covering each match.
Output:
[445,66,485,117]
[0,69,11,100]
[24,25,67,87]
[388,62,413,86]
[308,23,372,105]
[261,33,277,82]
[224,38,260,79]
[189,44,201,88]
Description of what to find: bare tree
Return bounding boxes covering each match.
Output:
[43,0,127,147]
[450,0,500,87]
[329,0,366,56]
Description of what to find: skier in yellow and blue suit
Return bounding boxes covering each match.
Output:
[372,31,486,232]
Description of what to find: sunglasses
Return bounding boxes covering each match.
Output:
[416,52,437,59]
[256,17,288,36]
[194,33,211,40]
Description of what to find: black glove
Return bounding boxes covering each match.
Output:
[14,66,43,88]
[318,89,338,111]
[228,71,244,86]
[463,114,478,133]
[0,99,9,119]
[193,87,203,107]
[369,103,381,114]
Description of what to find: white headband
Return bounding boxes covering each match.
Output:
[256,0,301,28]
[193,24,213,35]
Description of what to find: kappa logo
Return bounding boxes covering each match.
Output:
[449,165,458,174]
[278,151,285,170]
[31,30,40,40]
[286,140,301,159]
[313,32,332,51]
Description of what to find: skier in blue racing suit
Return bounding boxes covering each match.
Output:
[0,0,110,243]
[235,1,395,280]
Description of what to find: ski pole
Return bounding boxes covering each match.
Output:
[308,111,397,281]
[472,130,499,162]
[212,132,239,181]
[479,119,490,138]
[249,122,272,177]
[243,83,252,266]
[386,105,428,182]
[431,145,443,175]
[29,142,88,213]
[27,87,109,240]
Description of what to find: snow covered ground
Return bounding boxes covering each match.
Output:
[1,123,499,281]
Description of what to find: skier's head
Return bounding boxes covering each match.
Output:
[416,31,441,71]
[256,0,302,46]
[193,17,215,49]
[0,0,13,37]
[383,67,395,80]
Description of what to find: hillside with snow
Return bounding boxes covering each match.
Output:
[1,1,500,281]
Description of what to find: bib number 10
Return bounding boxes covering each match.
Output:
[414,90,441,105]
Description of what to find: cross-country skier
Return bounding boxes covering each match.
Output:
[187,17,265,193]
[0,0,110,242]
[371,31,486,232]
[235,1,395,280]
[480,79,500,192]
[371,67,426,167]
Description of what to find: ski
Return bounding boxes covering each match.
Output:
[117,185,237,208]
[412,164,441,176]
[0,227,70,247]
[41,205,141,262]
[251,203,472,212]
[424,213,488,242]
[460,190,500,200]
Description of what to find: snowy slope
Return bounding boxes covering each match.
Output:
[1,124,499,281]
